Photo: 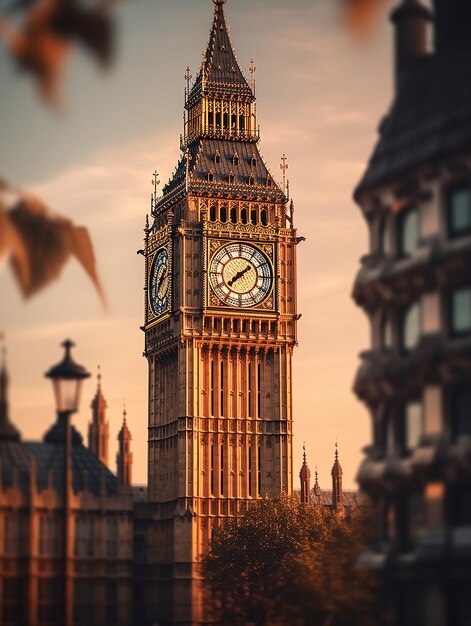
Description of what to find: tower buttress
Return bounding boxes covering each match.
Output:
[299,445,311,504]
[331,443,343,514]
[117,407,132,488]
[88,366,109,467]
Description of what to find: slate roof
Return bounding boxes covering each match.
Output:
[0,438,118,495]
[160,139,284,203]
[356,22,471,197]
[189,0,253,102]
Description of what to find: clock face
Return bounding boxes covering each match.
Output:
[150,247,170,316]
[209,242,273,308]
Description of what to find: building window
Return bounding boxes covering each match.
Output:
[450,286,471,336]
[210,205,216,222]
[403,401,423,452]
[74,517,94,558]
[214,151,220,164]
[39,516,61,557]
[250,209,257,224]
[220,446,224,496]
[220,205,227,223]
[73,579,93,623]
[38,578,59,623]
[248,176,255,186]
[105,581,118,623]
[261,209,267,226]
[230,206,237,222]
[208,171,214,183]
[241,208,247,224]
[232,154,239,166]
[448,185,471,237]
[4,513,23,556]
[2,577,24,623]
[250,156,257,167]
[397,207,419,257]
[210,444,215,496]
[228,173,235,184]
[401,302,421,352]
[380,313,393,350]
[451,387,471,444]
[106,519,118,559]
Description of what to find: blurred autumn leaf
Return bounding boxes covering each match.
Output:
[342,0,388,37]
[0,0,116,105]
[0,184,106,306]
[0,0,122,307]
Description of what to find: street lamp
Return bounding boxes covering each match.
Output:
[45,339,90,416]
[44,339,90,626]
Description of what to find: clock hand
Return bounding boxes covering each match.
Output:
[228,265,252,287]
[157,267,168,292]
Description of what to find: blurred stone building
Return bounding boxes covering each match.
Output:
[0,349,134,626]
[353,0,471,624]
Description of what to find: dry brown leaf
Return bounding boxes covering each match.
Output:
[0,0,115,105]
[343,0,384,37]
[0,203,30,290]
[2,192,105,306]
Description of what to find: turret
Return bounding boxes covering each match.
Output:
[331,443,343,514]
[88,366,109,467]
[117,407,132,488]
[299,445,311,505]
[0,346,20,442]
[390,0,431,93]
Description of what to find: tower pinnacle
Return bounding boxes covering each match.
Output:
[88,365,109,466]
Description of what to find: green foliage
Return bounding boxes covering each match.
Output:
[202,494,387,626]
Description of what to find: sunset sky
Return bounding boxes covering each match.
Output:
[0,0,399,488]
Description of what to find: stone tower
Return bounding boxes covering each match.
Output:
[117,408,132,489]
[299,446,311,504]
[142,1,299,623]
[88,367,109,466]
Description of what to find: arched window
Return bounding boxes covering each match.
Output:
[250,156,257,167]
[228,172,235,184]
[208,171,214,183]
[220,205,227,223]
[208,111,214,128]
[250,209,257,224]
[210,205,216,222]
[401,302,421,352]
[230,207,237,223]
[239,116,245,131]
[248,176,254,186]
[232,154,239,166]
[241,208,247,224]
[214,151,220,164]
[215,112,221,128]
[266,178,272,188]
[223,113,229,129]
[397,207,419,257]
[260,209,267,226]
[231,114,237,129]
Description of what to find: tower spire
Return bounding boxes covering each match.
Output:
[117,404,132,489]
[299,444,311,505]
[88,365,109,467]
[0,343,20,442]
[331,442,344,514]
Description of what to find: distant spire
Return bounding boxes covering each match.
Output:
[88,365,109,466]
[331,442,344,514]
[0,344,20,442]
[299,444,311,505]
[117,404,132,489]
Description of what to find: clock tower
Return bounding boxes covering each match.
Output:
[142,1,299,623]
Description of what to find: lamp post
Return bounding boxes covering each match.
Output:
[45,340,90,626]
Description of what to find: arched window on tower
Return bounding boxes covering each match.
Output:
[230,206,237,223]
[250,155,257,167]
[232,154,239,166]
[210,205,216,222]
[250,208,257,224]
[208,171,214,183]
[248,176,255,186]
[241,208,248,224]
[228,172,235,184]
[261,209,268,226]
[239,115,245,132]
[214,151,221,164]
[220,205,227,223]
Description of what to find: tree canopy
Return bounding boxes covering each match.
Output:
[202,494,387,626]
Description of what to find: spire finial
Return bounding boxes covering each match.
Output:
[97,365,102,388]
[123,401,127,423]
[249,59,256,95]
[303,443,306,464]
[280,154,289,196]
[335,440,339,462]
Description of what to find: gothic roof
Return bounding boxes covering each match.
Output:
[160,139,284,204]
[188,0,253,102]
[356,8,471,197]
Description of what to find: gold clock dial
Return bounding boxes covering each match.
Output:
[150,247,170,316]
[209,242,272,308]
